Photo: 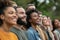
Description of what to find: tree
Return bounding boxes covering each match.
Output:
[13,0,60,19]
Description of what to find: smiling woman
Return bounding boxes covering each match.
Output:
[0,0,18,40]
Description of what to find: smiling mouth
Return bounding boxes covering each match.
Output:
[13,19,17,22]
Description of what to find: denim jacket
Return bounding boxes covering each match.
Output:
[26,27,42,40]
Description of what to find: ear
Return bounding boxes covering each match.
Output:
[0,15,5,20]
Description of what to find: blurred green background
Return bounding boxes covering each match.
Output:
[13,0,60,20]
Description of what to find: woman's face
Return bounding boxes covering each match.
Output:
[54,19,59,27]
[1,7,18,25]
[30,12,39,25]
[39,14,42,21]
[42,17,50,26]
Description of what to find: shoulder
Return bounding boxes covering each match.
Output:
[0,32,3,40]
[0,30,6,40]
[0,30,5,37]
[10,32,17,37]
[54,29,59,34]
[10,27,20,34]
[10,32,18,40]
[10,27,18,32]
[53,29,60,40]
[27,27,34,34]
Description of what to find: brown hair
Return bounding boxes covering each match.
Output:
[0,0,14,26]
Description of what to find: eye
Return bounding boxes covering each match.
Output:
[9,11,14,14]
[20,12,25,14]
[33,14,39,17]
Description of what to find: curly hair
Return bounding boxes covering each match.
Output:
[26,9,39,28]
[0,0,13,26]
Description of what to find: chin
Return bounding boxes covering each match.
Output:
[10,22,17,25]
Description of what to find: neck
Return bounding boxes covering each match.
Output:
[14,24,27,30]
[22,25,27,30]
[14,24,22,30]
[31,23,37,30]
[44,25,50,30]
[0,22,12,32]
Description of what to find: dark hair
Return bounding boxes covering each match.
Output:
[52,19,59,31]
[26,4,36,11]
[26,4,35,9]
[26,9,39,28]
[0,0,13,26]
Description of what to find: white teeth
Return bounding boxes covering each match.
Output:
[13,19,17,21]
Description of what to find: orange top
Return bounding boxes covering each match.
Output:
[0,29,18,40]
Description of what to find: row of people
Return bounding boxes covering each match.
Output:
[0,0,60,40]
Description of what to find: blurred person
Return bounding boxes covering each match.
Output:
[26,4,36,11]
[38,11,43,25]
[11,6,28,40]
[0,0,18,40]
[47,16,53,31]
[52,19,60,31]
[31,11,47,40]
[42,16,53,30]
[16,6,27,30]
[26,9,42,40]
[53,21,60,40]
[42,16,55,40]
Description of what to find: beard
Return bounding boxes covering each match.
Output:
[17,18,27,26]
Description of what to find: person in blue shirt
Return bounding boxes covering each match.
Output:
[26,9,42,40]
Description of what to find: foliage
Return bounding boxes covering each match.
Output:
[13,0,60,19]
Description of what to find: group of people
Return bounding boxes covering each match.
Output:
[0,0,60,40]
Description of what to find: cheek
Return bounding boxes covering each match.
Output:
[44,21,46,23]
[31,18,36,21]
[58,24,60,26]
[46,21,50,25]
[4,15,12,22]
[43,21,47,25]
[31,19,37,24]
[54,23,58,25]
[32,17,38,20]
[4,15,14,24]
